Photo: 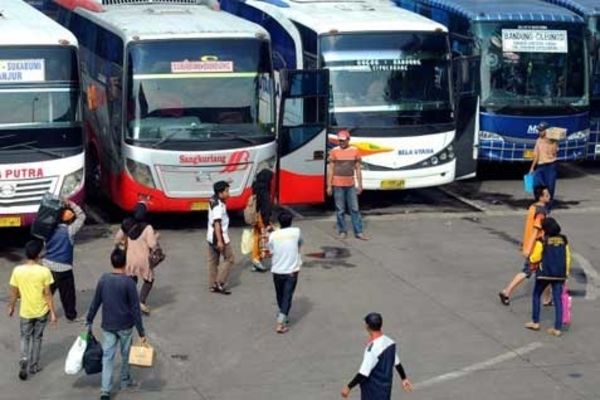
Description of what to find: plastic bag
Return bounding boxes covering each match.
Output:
[241,229,253,255]
[523,173,535,194]
[129,340,154,367]
[83,331,103,375]
[65,332,88,375]
[562,283,572,326]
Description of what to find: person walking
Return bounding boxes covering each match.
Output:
[250,169,274,272]
[268,211,302,333]
[327,130,368,240]
[499,186,552,305]
[43,199,86,322]
[86,247,146,400]
[7,240,57,381]
[115,203,159,315]
[529,122,558,208]
[207,181,234,295]
[525,217,571,337]
[342,313,413,399]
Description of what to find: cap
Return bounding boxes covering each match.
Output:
[537,122,549,132]
[337,130,350,141]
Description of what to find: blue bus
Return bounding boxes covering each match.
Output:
[544,0,600,159]
[394,0,590,163]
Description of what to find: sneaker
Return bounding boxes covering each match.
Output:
[140,303,151,315]
[498,292,510,306]
[525,322,541,331]
[547,328,562,337]
[338,232,348,239]
[355,233,369,241]
[18,359,28,381]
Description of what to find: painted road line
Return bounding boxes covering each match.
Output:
[573,253,599,301]
[414,342,543,390]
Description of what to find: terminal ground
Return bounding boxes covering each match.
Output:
[1,162,600,400]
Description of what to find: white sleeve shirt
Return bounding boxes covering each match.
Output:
[207,200,230,244]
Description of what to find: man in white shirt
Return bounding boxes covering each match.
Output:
[268,211,302,333]
[342,313,413,400]
[207,181,233,295]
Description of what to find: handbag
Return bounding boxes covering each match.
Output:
[82,330,103,375]
[523,173,535,194]
[240,229,253,255]
[129,340,154,367]
[149,245,166,269]
[562,282,572,325]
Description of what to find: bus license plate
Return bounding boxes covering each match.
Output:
[380,180,405,190]
[0,216,21,227]
[523,150,535,160]
[190,201,209,211]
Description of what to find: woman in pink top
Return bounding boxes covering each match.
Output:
[115,203,159,314]
[529,122,558,209]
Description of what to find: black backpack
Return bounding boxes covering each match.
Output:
[31,193,62,241]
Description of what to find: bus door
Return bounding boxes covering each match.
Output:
[277,69,329,205]
[453,55,479,179]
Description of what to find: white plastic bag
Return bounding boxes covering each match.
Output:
[65,332,88,375]
[241,229,253,255]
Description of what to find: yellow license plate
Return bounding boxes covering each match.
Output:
[380,179,405,190]
[0,216,21,227]
[523,149,535,160]
[190,201,209,211]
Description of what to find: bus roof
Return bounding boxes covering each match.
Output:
[71,1,269,42]
[543,0,600,17]
[0,0,77,46]
[401,0,584,23]
[248,0,447,34]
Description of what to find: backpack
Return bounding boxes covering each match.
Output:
[243,194,257,225]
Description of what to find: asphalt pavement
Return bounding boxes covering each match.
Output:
[0,163,599,400]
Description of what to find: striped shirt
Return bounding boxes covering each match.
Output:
[329,146,361,187]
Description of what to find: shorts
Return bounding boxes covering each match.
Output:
[522,262,536,278]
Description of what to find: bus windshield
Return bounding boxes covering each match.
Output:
[320,32,453,130]
[127,39,274,146]
[476,22,588,111]
[590,16,600,100]
[0,46,81,163]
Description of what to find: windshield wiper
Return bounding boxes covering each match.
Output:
[152,130,181,149]
[0,140,64,158]
[216,131,260,145]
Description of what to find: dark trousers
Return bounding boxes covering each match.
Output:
[532,279,564,330]
[534,162,557,208]
[273,272,298,324]
[50,270,77,320]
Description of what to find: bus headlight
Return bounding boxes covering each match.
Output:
[567,129,589,141]
[420,144,455,168]
[126,159,155,189]
[479,131,505,142]
[60,168,84,197]
[256,156,276,173]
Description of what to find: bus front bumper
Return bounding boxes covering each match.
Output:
[361,161,455,190]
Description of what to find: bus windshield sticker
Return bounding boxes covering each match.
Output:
[501,29,568,53]
[355,59,422,72]
[0,59,45,84]
[171,60,234,73]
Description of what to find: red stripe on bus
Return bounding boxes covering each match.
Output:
[278,169,324,205]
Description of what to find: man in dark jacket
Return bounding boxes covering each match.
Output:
[86,248,146,400]
[43,200,85,321]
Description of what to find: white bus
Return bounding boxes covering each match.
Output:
[222,0,479,190]
[0,0,84,229]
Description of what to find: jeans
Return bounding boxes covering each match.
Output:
[50,270,77,320]
[101,328,133,395]
[19,313,48,371]
[534,162,557,208]
[532,280,564,330]
[333,186,363,235]
[273,273,298,324]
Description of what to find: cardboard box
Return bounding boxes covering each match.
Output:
[546,127,567,141]
[129,342,154,367]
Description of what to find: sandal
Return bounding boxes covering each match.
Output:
[543,300,553,307]
[498,292,510,306]
[525,322,541,331]
[276,324,289,334]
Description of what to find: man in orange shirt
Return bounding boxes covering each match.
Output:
[499,186,551,305]
[327,130,368,240]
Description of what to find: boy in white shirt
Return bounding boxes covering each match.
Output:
[268,211,302,333]
[207,181,233,295]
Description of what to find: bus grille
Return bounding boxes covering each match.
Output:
[0,177,58,208]
[156,164,250,198]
